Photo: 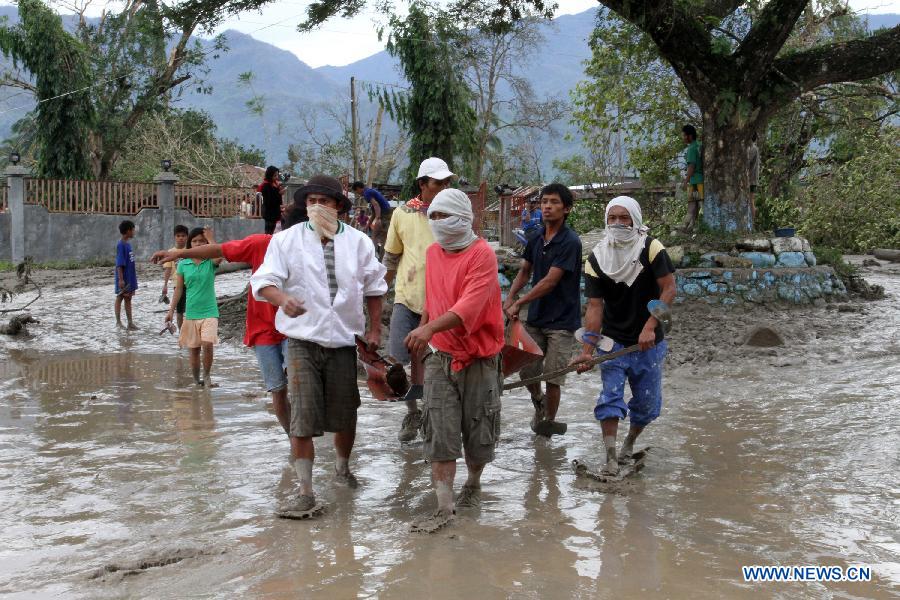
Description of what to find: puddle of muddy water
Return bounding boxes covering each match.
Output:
[0,269,898,599]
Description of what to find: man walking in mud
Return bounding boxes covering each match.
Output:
[405,189,504,532]
[251,175,386,518]
[503,183,581,437]
[382,157,454,442]
[574,196,676,475]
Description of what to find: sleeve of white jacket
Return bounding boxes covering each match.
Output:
[360,235,388,297]
[250,234,289,301]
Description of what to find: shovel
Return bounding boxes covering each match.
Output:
[501,319,544,376]
[503,300,672,391]
[355,335,410,401]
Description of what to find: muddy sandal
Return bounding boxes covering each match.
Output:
[410,508,455,534]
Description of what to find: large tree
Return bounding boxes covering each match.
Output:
[280,0,900,231]
[0,0,236,179]
[375,2,477,195]
[589,0,900,231]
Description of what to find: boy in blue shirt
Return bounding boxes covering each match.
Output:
[115,220,139,330]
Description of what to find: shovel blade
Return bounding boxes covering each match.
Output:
[502,320,544,377]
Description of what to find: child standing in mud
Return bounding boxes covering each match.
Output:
[162,225,189,330]
[404,189,504,532]
[166,228,220,387]
[114,220,139,331]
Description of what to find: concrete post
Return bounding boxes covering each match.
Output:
[6,165,29,264]
[154,171,178,251]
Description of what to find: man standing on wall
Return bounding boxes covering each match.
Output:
[503,183,582,438]
[351,181,393,252]
[382,157,453,442]
[680,124,704,233]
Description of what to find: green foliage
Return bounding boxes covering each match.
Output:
[111,109,258,185]
[798,128,900,252]
[0,0,222,179]
[813,246,857,283]
[0,0,94,178]
[379,2,477,197]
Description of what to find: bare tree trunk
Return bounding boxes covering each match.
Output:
[701,113,754,232]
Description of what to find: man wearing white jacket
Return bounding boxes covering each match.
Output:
[251,175,387,518]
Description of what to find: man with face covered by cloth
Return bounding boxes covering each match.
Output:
[573,196,676,476]
[405,188,504,532]
[251,175,387,518]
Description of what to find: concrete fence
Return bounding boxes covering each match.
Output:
[1,168,263,263]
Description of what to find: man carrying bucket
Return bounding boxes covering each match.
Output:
[503,183,582,437]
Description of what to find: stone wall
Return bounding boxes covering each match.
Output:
[675,266,847,306]
[0,204,263,263]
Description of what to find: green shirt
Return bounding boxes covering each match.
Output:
[176,259,219,320]
[685,140,704,185]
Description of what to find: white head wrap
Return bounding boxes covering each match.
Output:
[427,189,478,251]
[591,195,649,286]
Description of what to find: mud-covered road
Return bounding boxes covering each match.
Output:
[1,259,898,598]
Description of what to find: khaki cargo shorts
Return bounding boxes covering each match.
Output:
[178,317,219,348]
[286,339,360,438]
[519,325,575,386]
[422,352,502,464]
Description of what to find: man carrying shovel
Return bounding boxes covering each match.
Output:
[573,196,676,476]
[503,183,582,438]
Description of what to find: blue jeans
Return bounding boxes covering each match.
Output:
[254,339,288,392]
[388,302,422,364]
[594,340,668,427]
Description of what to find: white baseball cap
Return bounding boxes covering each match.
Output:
[417,157,455,180]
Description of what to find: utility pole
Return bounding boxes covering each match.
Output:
[350,76,360,182]
[366,104,384,187]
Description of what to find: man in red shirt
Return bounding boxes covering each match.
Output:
[405,188,504,532]
[150,207,308,434]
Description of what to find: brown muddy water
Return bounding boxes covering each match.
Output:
[1,265,898,598]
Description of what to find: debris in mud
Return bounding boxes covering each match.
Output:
[847,273,885,300]
[744,326,785,348]
[410,509,455,534]
[862,258,881,268]
[1,313,38,336]
[572,448,648,488]
[89,546,223,581]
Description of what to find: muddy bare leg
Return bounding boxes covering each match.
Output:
[457,456,485,508]
[124,297,137,329]
[201,342,214,386]
[620,424,644,459]
[601,418,619,474]
[189,347,203,385]
[544,383,561,421]
[115,295,124,327]
[272,387,290,435]
[333,429,358,487]
[399,353,424,442]
[432,460,456,513]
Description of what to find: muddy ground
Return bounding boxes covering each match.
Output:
[0,257,898,598]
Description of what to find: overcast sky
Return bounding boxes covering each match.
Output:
[36,0,900,68]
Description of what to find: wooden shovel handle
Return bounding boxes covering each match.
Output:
[502,344,640,391]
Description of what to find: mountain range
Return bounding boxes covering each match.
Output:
[0,6,897,179]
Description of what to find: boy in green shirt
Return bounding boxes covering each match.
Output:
[681,124,704,232]
[166,227,220,386]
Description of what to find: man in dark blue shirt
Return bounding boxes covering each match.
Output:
[503,183,582,437]
[352,181,392,250]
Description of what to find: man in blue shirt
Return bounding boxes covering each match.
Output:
[521,197,542,239]
[503,183,582,437]
[352,181,392,250]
